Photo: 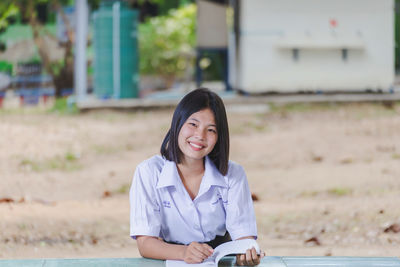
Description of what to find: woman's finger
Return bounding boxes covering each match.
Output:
[236,254,245,266]
[251,247,260,265]
[246,249,255,265]
[192,243,211,259]
[201,243,214,256]
[187,242,207,262]
[240,254,246,266]
[189,254,203,263]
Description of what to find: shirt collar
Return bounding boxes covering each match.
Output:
[156,156,228,189]
[156,158,180,189]
[203,156,228,188]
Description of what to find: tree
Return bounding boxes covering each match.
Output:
[0,3,19,33]
[24,0,73,97]
[0,0,195,97]
[139,4,196,85]
[0,0,91,97]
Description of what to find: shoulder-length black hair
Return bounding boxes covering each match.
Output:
[160,88,229,175]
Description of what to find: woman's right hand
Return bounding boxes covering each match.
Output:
[183,242,214,263]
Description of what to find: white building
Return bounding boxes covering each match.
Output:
[197,0,395,93]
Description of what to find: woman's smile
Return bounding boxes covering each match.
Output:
[178,108,218,163]
[188,141,205,151]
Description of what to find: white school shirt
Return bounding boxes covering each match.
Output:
[129,155,257,244]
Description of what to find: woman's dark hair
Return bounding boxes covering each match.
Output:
[160,88,229,175]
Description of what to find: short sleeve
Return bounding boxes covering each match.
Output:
[225,164,258,240]
[129,161,162,239]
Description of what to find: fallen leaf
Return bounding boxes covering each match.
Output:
[251,193,259,201]
[340,158,353,164]
[325,251,332,256]
[103,191,112,198]
[312,156,323,162]
[0,198,14,203]
[305,236,321,246]
[384,223,400,233]
[91,237,98,245]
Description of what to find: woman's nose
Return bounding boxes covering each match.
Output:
[194,127,206,140]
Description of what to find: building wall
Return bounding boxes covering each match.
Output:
[231,0,394,92]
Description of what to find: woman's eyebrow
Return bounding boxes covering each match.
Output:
[188,118,199,122]
[188,118,216,127]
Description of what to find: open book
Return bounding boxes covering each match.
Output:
[166,239,260,267]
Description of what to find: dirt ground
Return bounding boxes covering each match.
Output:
[1,101,400,260]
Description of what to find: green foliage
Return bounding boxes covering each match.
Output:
[49,97,78,114]
[114,183,130,194]
[49,59,65,77]
[91,144,120,155]
[19,154,82,172]
[151,0,180,15]
[392,153,400,159]
[327,187,353,196]
[0,3,18,31]
[0,60,12,73]
[139,4,196,79]
[64,151,78,161]
[19,57,42,65]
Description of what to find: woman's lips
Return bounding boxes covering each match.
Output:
[188,141,204,151]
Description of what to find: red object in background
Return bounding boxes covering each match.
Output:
[0,97,3,108]
[43,95,49,104]
[19,95,24,106]
[330,19,338,28]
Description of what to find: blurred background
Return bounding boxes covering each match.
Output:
[0,0,400,260]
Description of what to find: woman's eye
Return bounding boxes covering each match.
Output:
[208,129,217,133]
[189,122,197,127]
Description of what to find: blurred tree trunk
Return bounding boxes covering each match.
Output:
[22,0,74,98]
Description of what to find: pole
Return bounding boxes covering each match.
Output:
[74,0,88,103]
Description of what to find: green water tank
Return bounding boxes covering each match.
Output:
[92,1,139,99]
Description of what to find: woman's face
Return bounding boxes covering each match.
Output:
[178,108,218,164]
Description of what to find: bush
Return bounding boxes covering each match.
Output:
[0,60,12,74]
[138,4,196,81]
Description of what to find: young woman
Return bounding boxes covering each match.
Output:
[130,88,264,265]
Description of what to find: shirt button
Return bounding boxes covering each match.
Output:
[194,225,200,230]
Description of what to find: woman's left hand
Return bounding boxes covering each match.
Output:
[236,247,265,266]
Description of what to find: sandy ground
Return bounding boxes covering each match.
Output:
[1,101,400,259]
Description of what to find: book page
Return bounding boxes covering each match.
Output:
[166,239,260,267]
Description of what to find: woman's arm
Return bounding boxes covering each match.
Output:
[137,236,214,264]
[235,236,265,266]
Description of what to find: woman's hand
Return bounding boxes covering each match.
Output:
[236,247,265,266]
[183,242,214,264]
